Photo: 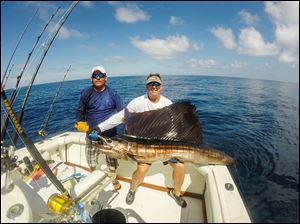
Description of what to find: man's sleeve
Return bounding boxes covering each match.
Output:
[98,109,125,132]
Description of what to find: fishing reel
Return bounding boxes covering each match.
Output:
[38,128,47,137]
[47,193,88,223]
[1,145,18,172]
[47,193,75,215]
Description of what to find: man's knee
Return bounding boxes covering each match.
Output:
[135,163,150,176]
[170,161,185,171]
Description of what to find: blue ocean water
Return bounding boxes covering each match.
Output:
[2,75,299,223]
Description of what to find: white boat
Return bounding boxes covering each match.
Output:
[1,131,251,223]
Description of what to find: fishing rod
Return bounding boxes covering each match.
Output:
[38,65,71,137]
[2,64,14,89]
[1,7,61,142]
[10,1,79,146]
[1,4,41,85]
[1,86,70,197]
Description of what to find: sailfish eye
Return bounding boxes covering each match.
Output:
[107,139,112,144]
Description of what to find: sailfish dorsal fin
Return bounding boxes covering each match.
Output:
[124,101,203,145]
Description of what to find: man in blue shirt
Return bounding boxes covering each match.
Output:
[75,65,124,191]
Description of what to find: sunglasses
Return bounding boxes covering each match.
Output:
[147,82,161,87]
[92,73,106,79]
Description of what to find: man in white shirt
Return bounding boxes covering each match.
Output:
[93,73,187,208]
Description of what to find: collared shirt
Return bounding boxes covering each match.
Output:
[76,85,124,129]
[98,94,172,132]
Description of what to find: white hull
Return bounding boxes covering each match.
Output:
[1,132,251,223]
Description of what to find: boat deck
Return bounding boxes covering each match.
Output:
[90,179,206,223]
[2,132,251,223]
[8,158,206,223]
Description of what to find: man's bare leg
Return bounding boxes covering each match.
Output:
[130,163,150,192]
[168,162,185,196]
[126,163,150,205]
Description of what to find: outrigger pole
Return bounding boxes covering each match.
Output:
[1,4,41,85]
[38,65,72,137]
[1,86,70,197]
[1,6,61,142]
[10,1,79,146]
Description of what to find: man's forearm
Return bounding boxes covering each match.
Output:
[98,109,125,132]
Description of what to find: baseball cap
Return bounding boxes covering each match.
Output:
[91,66,106,75]
[146,73,162,84]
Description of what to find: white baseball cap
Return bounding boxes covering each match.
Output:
[91,66,106,75]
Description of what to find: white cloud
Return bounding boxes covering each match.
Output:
[108,42,120,48]
[237,27,278,56]
[212,2,299,64]
[169,16,184,25]
[238,10,260,26]
[57,26,89,40]
[114,3,149,24]
[278,49,298,64]
[211,26,236,49]
[188,59,217,68]
[275,25,299,49]
[103,56,128,64]
[265,1,299,27]
[230,61,247,68]
[107,1,121,7]
[192,42,202,51]
[25,2,89,41]
[80,1,94,8]
[80,44,97,51]
[25,1,59,22]
[265,1,299,63]
[131,34,190,59]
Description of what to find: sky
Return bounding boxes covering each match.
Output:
[1,1,299,89]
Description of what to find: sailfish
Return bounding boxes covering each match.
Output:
[95,102,235,166]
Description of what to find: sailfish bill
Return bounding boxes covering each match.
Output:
[95,102,235,166]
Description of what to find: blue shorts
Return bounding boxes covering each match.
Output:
[163,157,181,165]
[169,157,180,163]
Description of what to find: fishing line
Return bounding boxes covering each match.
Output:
[11,2,79,147]
[4,35,47,98]
[13,6,61,92]
[3,4,63,95]
[1,10,59,91]
[1,3,41,85]
[9,18,58,94]
[1,5,61,93]
[2,64,14,89]
[1,2,76,144]
[1,7,62,142]
[38,65,72,137]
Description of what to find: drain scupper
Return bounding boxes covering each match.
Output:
[6,203,24,219]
